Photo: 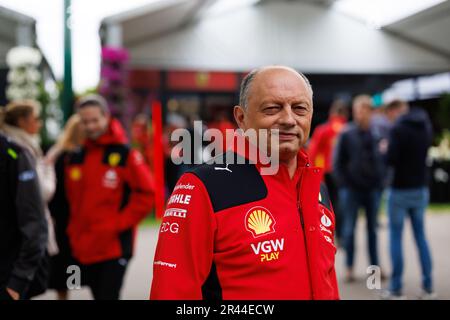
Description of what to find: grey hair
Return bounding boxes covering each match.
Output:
[239,66,313,110]
[76,94,109,114]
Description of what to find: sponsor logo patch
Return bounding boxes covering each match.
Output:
[164,208,188,219]
[321,214,332,228]
[250,238,285,262]
[168,193,191,205]
[18,170,36,181]
[174,183,195,191]
[245,207,276,238]
[160,222,180,234]
[103,169,119,188]
[108,152,121,167]
[70,167,82,181]
[154,260,177,269]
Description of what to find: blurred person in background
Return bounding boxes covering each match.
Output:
[308,99,348,245]
[333,95,385,282]
[371,104,393,189]
[208,108,236,155]
[0,100,57,298]
[164,111,189,194]
[371,105,392,142]
[65,94,154,300]
[131,113,153,168]
[0,131,47,300]
[381,100,435,300]
[45,114,85,300]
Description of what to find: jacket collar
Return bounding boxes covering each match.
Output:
[84,118,128,148]
[0,123,42,159]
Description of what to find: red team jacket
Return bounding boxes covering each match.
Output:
[65,119,154,265]
[307,115,346,174]
[151,144,339,300]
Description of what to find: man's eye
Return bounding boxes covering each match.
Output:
[293,106,308,114]
[263,106,280,114]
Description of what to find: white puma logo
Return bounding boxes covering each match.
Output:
[214,163,232,173]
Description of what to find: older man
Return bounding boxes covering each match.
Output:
[150,66,339,300]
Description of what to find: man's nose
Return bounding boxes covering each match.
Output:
[278,106,296,127]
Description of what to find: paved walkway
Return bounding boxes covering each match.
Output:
[36,212,450,300]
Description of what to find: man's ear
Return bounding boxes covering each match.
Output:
[233,105,246,130]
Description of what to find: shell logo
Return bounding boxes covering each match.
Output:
[245,207,276,238]
[70,168,81,181]
[321,214,332,228]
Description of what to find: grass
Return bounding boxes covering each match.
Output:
[427,203,450,213]
[376,202,450,217]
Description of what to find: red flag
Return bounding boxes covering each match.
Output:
[152,100,165,219]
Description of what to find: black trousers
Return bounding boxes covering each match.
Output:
[83,258,129,300]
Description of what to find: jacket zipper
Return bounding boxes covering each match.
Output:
[296,163,314,298]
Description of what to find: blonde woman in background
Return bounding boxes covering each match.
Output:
[46,114,85,300]
[0,100,57,298]
[45,114,84,163]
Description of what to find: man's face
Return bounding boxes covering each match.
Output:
[234,68,313,162]
[78,105,109,140]
[353,103,372,129]
[386,103,408,123]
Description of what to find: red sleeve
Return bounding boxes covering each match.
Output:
[317,203,340,300]
[150,173,216,300]
[326,204,340,300]
[117,149,155,232]
[330,266,340,300]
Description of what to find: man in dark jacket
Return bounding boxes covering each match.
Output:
[382,100,435,299]
[0,133,48,300]
[333,95,384,282]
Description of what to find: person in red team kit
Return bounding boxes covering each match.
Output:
[308,100,348,244]
[150,66,339,300]
[65,95,154,300]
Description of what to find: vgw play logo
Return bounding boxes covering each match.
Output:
[250,238,285,262]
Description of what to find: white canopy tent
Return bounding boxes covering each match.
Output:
[100,0,450,74]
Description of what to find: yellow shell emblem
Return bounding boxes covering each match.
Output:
[108,153,121,167]
[245,207,276,238]
[70,168,81,181]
